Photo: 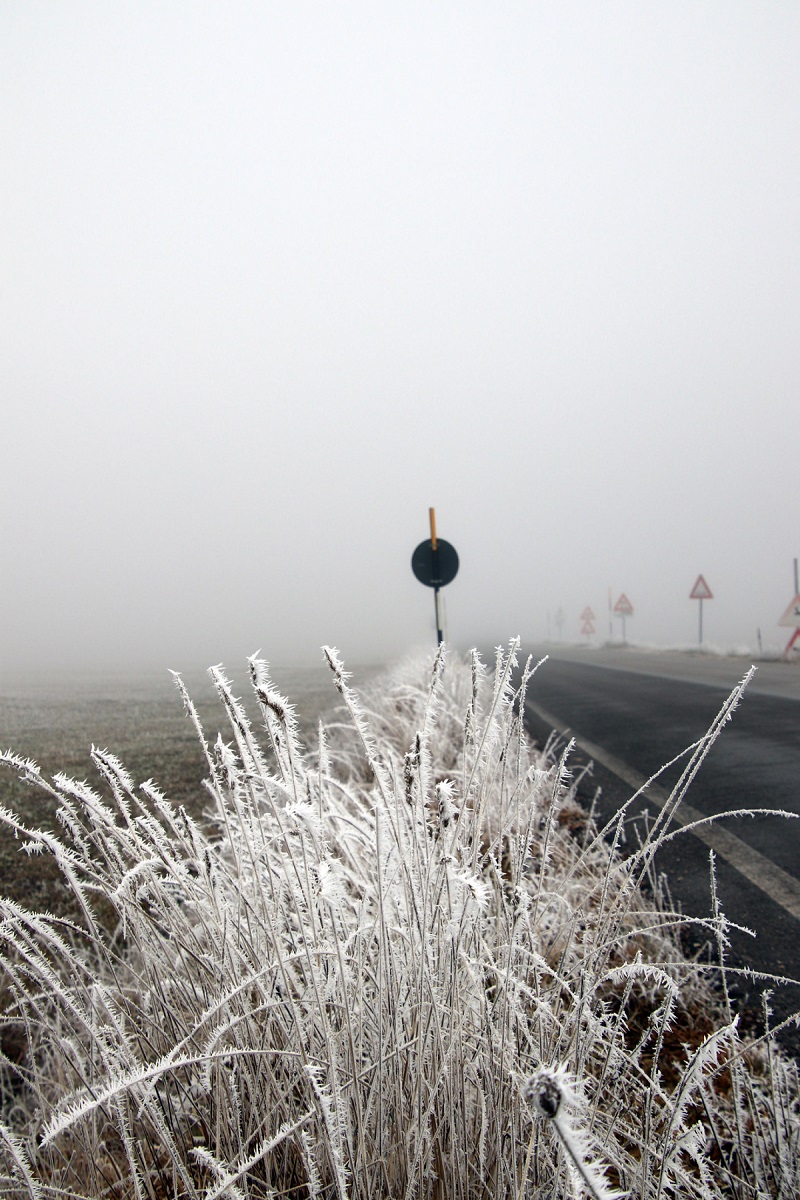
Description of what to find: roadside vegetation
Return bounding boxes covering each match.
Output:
[0,641,798,1198]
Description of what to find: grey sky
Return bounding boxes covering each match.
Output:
[3,2,799,672]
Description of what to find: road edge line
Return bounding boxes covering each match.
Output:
[526,699,800,923]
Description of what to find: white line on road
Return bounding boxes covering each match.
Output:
[527,700,800,924]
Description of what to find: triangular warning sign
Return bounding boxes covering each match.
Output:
[690,574,713,600]
[581,606,595,621]
[784,628,800,657]
[614,593,633,616]
[778,594,800,629]
[581,620,595,636]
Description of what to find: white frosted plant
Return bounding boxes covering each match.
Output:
[0,640,797,1198]
[521,1066,625,1200]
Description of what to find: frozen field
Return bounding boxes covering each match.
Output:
[0,659,384,910]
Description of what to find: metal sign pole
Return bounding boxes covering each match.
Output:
[690,576,713,645]
[411,510,458,647]
[429,508,443,645]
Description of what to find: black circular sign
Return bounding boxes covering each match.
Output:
[411,539,459,588]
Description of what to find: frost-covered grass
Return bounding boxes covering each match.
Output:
[0,641,798,1198]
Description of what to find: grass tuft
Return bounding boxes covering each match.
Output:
[0,641,798,1198]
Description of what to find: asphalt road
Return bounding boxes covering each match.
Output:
[518,645,800,1055]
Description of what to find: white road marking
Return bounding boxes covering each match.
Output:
[527,700,800,923]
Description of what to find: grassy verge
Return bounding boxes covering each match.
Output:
[0,641,798,1198]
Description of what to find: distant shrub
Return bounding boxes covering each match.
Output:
[0,641,797,1198]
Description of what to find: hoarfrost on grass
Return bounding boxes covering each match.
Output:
[0,641,798,1198]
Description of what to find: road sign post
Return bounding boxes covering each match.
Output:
[689,575,713,645]
[613,593,633,642]
[411,508,459,646]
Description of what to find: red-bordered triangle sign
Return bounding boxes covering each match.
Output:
[778,594,800,629]
[581,606,595,621]
[581,620,595,636]
[690,574,713,601]
[614,593,633,616]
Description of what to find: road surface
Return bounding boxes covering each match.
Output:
[518,645,800,1054]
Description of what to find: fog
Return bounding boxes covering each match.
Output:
[3,3,799,675]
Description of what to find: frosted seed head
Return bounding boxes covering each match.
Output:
[524,1070,562,1119]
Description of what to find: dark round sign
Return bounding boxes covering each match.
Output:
[411,539,459,588]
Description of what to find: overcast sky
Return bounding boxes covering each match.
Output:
[3,2,799,673]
